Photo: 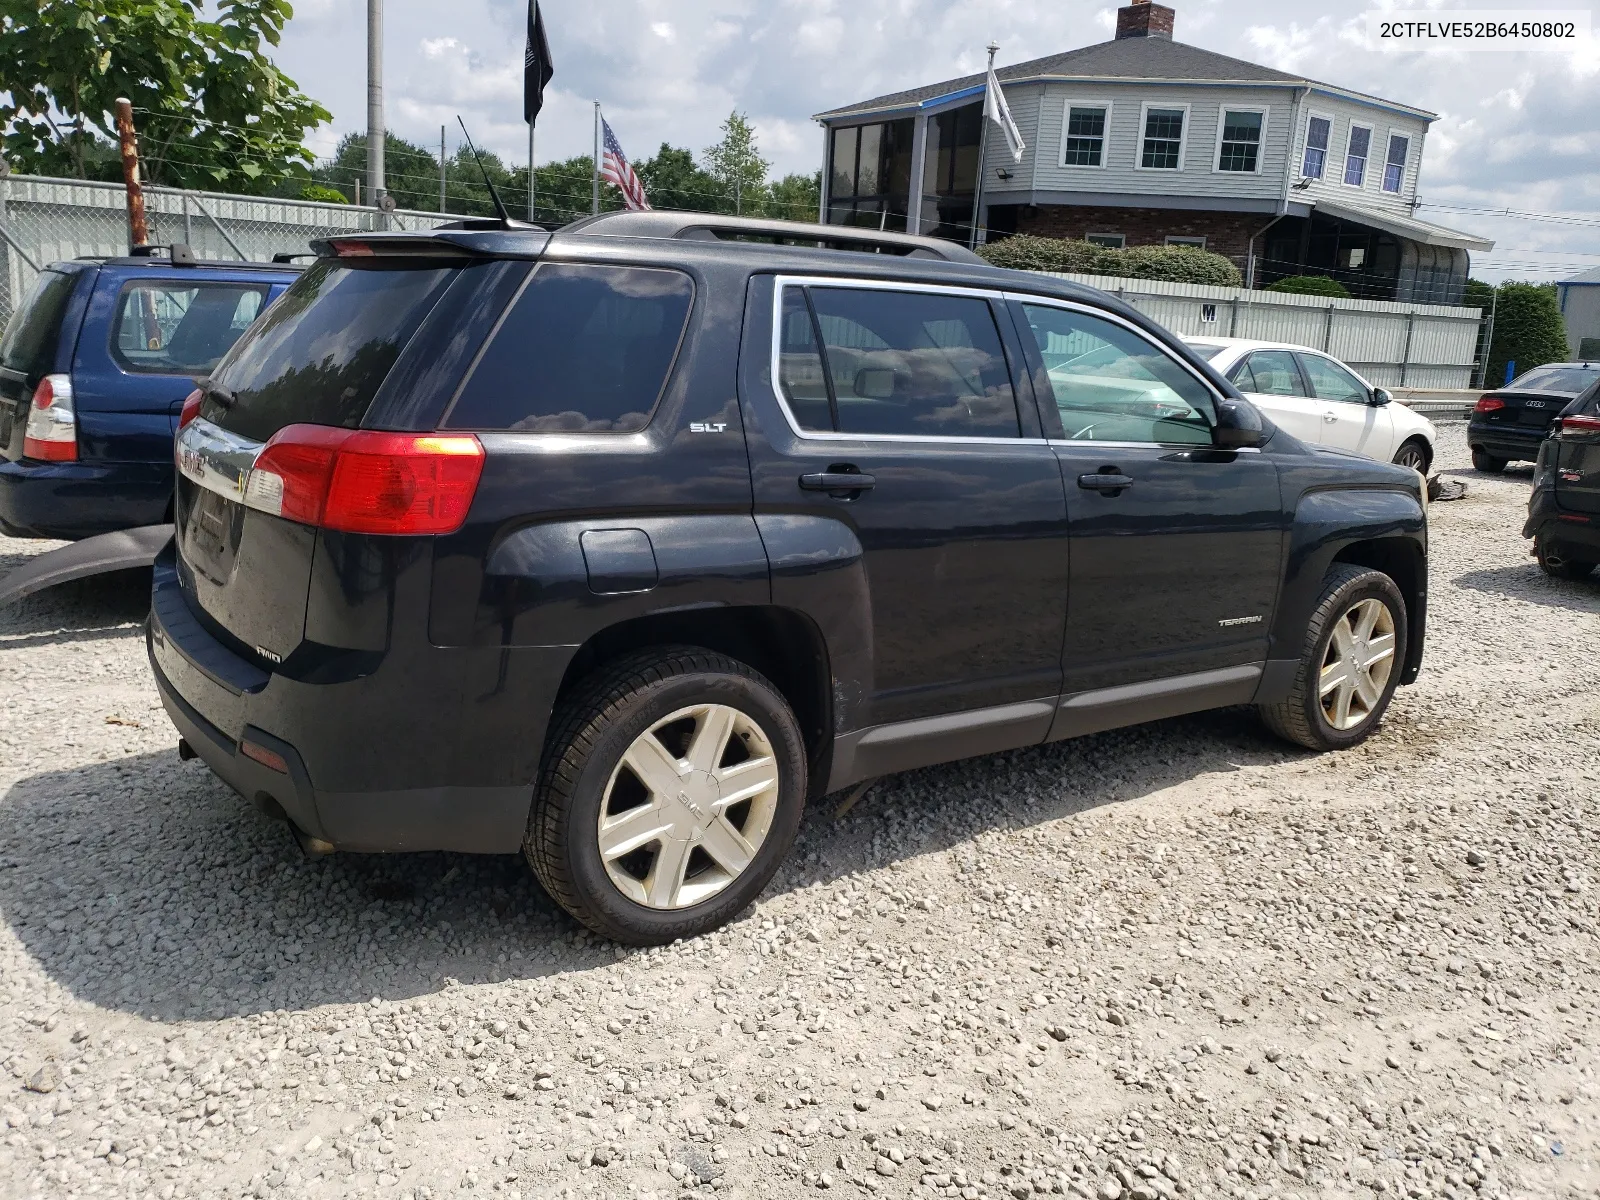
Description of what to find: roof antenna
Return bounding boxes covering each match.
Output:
[456,116,513,228]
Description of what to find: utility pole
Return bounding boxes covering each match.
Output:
[366,0,385,210]
[439,125,447,212]
[592,101,601,216]
[111,98,149,249]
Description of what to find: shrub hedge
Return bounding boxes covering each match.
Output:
[977,234,1242,286]
[1264,275,1352,298]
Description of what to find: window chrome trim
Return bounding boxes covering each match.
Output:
[1047,439,1260,454]
[767,275,1046,446]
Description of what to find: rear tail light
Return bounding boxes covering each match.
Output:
[23,374,77,461]
[1560,414,1600,435]
[178,388,203,432]
[1474,396,1505,414]
[242,424,485,535]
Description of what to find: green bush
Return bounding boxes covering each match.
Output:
[298,183,349,204]
[1486,282,1570,385]
[977,235,1241,286]
[1265,275,1351,298]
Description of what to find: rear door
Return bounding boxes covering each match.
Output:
[1228,350,1322,444]
[743,275,1070,729]
[1012,298,1286,700]
[1297,351,1392,460]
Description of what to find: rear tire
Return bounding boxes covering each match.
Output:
[1259,564,1408,752]
[525,646,807,945]
[1536,536,1597,581]
[1392,438,1430,474]
[1471,448,1508,473]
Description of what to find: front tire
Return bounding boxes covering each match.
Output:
[1259,564,1408,751]
[1471,447,1508,473]
[525,646,807,945]
[1536,536,1597,581]
[1392,438,1430,474]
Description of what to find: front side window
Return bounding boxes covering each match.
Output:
[1218,110,1263,172]
[1141,107,1186,169]
[112,282,267,375]
[1021,304,1215,444]
[1383,133,1409,193]
[1344,125,1372,187]
[781,286,1021,439]
[1303,115,1331,179]
[1063,105,1108,166]
[446,264,693,433]
[1299,353,1370,403]
[1236,350,1308,396]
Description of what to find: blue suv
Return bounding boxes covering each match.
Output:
[0,250,299,540]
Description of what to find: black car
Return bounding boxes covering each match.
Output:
[1469,362,1600,472]
[1526,378,1600,578]
[146,212,1428,945]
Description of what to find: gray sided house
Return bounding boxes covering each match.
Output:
[814,0,1492,304]
[1558,266,1600,360]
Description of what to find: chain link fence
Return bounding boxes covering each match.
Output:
[0,174,456,328]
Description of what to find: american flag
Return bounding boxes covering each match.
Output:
[600,118,650,212]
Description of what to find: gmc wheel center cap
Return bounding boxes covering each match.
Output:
[675,771,721,826]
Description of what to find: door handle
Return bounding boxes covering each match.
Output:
[799,471,875,492]
[1322,410,1339,423]
[1078,472,1134,492]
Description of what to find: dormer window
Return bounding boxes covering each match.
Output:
[1140,106,1186,169]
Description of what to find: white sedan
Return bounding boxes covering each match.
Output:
[1184,337,1436,473]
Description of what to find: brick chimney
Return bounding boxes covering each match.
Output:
[1116,0,1175,39]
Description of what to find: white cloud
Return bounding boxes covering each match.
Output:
[269,0,1600,279]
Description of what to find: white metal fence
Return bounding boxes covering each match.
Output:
[1040,271,1486,390]
[0,174,455,328]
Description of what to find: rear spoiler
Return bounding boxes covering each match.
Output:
[0,525,172,607]
[310,228,551,261]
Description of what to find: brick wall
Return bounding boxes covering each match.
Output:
[1009,204,1266,265]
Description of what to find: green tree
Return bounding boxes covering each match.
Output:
[702,111,770,215]
[1265,274,1351,298]
[0,0,329,194]
[1485,282,1569,386]
[768,171,822,222]
[309,132,443,210]
[635,143,719,213]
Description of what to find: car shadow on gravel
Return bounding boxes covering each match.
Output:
[0,567,152,647]
[0,706,1301,1024]
[1454,564,1600,612]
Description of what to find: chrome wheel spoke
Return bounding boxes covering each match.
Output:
[1362,631,1396,668]
[686,705,736,774]
[699,817,756,876]
[597,804,672,861]
[645,836,693,908]
[1353,599,1381,644]
[623,733,684,798]
[1319,660,1352,698]
[1329,617,1354,657]
[1332,679,1354,727]
[1353,668,1381,710]
[715,755,780,806]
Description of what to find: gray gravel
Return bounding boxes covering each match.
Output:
[2,423,1598,1200]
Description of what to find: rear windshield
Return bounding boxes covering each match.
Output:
[206,259,458,442]
[1508,366,1600,395]
[0,269,78,379]
[1185,342,1226,362]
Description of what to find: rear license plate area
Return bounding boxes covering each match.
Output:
[182,487,242,584]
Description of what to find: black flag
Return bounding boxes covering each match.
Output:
[524,1,554,124]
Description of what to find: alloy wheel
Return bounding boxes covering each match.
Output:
[597,703,780,909]
[1395,444,1427,473]
[1318,598,1397,730]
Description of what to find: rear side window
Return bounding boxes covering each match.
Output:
[778,285,1021,439]
[208,260,458,443]
[0,269,78,379]
[1239,350,1307,396]
[112,281,267,375]
[445,264,693,433]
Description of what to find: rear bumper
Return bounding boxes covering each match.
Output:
[0,457,171,540]
[146,551,569,853]
[1467,421,1546,462]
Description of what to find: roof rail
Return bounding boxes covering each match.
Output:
[560,211,985,264]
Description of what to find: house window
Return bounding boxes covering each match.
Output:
[1166,236,1206,249]
[1383,133,1409,193]
[1063,105,1109,167]
[1086,233,1126,249]
[1217,110,1263,172]
[1344,124,1372,187]
[1302,115,1331,179]
[1140,107,1186,169]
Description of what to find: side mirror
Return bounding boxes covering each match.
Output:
[1371,387,1393,407]
[1213,396,1266,450]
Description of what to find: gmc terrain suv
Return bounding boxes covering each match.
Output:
[148,213,1428,944]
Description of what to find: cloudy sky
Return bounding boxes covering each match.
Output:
[273,0,1600,281]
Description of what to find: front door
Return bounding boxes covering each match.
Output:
[1010,298,1287,700]
[743,277,1071,730]
[1298,351,1394,460]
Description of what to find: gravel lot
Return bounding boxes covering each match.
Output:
[2,422,1598,1200]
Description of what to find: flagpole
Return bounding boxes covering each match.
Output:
[967,42,998,250]
[528,123,536,222]
[592,101,601,216]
